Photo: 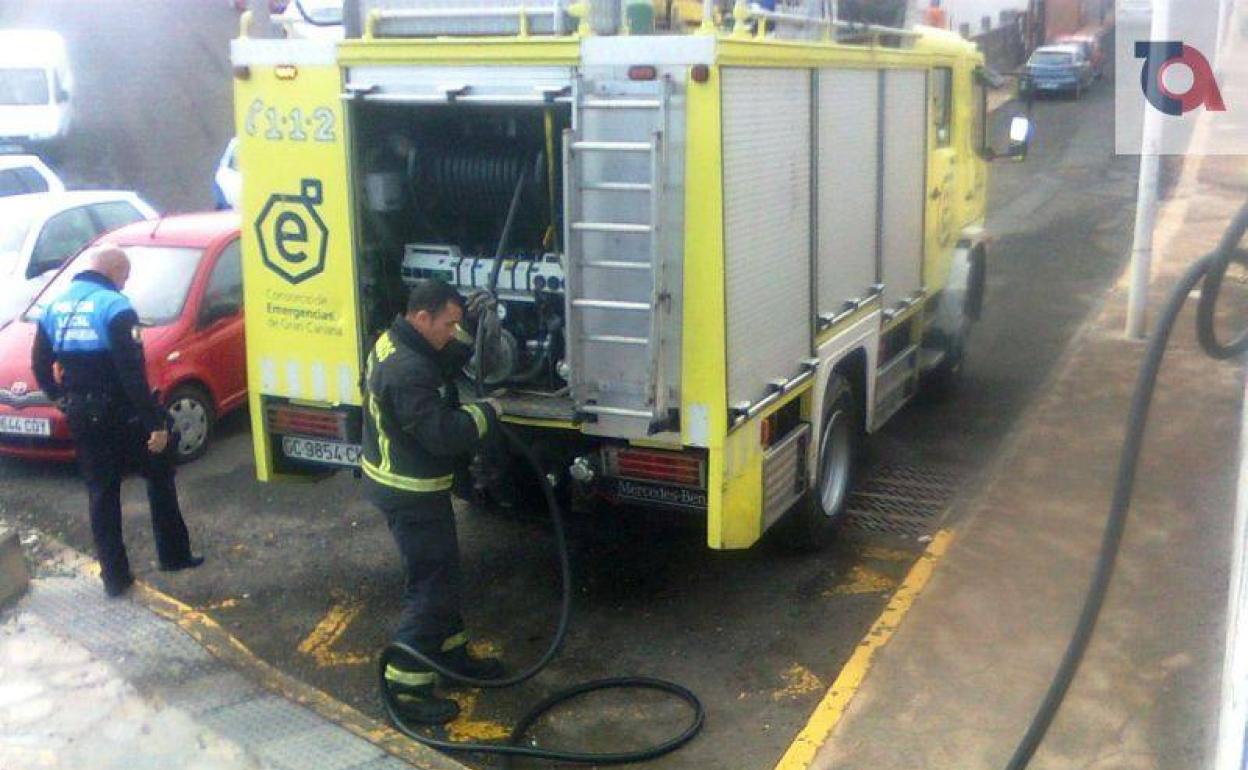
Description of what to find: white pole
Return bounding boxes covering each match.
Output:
[1125,0,1170,340]
[1215,376,1248,770]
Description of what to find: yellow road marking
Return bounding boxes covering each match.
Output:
[445,691,512,742]
[774,529,955,770]
[858,545,912,562]
[772,664,825,702]
[126,581,469,770]
[201,598,240,611]
[297,595,370,668]
[823,565,897,596]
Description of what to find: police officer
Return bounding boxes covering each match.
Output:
[31,246,203,597]
[364,278,505,724]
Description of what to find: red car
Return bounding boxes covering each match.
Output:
[0,212,245,463]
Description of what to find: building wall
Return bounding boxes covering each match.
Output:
[1045,0,1112,40]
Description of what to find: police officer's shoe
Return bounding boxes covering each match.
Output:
[103,574,135,598]
[433,645,506,682]
[159,555,205,572]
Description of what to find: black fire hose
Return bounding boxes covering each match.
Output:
[377,423,705,764]
[1005,199,1248,770]
[380,197,705,761]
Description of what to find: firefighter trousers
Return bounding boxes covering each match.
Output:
[67,403,193,591]
[374,490,465,657]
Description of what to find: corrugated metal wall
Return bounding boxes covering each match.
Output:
[817,69,880,316]
[721,68,813,409]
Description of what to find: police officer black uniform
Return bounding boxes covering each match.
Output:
[363,278,505,724]
[31,247,202,598]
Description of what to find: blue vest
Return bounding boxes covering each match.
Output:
[40,275,133,355]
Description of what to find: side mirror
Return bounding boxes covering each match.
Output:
[1003,116,1033,161]
[982,100,1033,162]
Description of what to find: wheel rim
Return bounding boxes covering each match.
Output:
[818,407,852,517]
[168,397,209,457]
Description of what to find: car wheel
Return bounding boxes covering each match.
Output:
[772,375,859,552]
[166,385,215,464]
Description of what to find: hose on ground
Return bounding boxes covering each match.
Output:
[379,243,704,763]
[377,423,704,764]
[1006,199,1248,769]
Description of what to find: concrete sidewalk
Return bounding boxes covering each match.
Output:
[807,67,1248,770]
[0,545,466,770]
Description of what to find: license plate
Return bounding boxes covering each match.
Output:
[0,415,50,437]
[281,436,361,467]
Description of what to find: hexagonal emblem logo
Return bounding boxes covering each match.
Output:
[255,178,329,285]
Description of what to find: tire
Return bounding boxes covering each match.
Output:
[165,385,215,464]
[773,376,859,552]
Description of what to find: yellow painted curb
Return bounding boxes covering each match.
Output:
[774,529,955,770]
[130,582,470,770]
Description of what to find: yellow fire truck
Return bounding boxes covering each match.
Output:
[232,0,1029,550]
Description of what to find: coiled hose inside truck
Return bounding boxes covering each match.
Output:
[379,173,704,763]
[1006,199,1248,770]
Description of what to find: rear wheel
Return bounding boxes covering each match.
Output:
[773,375,859,552]
[166,385,215,464]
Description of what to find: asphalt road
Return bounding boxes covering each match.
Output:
[0,6,1146,769]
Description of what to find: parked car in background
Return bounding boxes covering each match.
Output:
[1021,43,1095,99]
[213,138,239,210]
[0,191,157,328]
[0,155,63,198]
[0,212,245,463]
[1055,32,1106,80]
[229,0,290,12]
[0,30,73,152]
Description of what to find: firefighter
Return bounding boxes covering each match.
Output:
[364,278,506,724]
[31,246,203,597]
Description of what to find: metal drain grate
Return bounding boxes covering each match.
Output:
[843,464,960,539]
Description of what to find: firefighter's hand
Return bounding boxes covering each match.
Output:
[464,290,496,322]
[147,430,169,454]
[481,398,504,417]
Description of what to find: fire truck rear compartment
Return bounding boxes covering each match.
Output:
[351,100,575,408]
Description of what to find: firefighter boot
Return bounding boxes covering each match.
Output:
[384,662,460,724]
[434,635,505,682]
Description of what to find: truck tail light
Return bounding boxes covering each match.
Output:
[267,404,347,441]
[605,446,705,488]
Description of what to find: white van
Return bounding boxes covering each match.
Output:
[0,31,73,151]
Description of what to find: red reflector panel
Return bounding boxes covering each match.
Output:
[267,405,346,440]
[612,447,703,488]
[628,65,658,81]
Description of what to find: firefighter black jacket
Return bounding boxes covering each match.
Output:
[361,315,498,500]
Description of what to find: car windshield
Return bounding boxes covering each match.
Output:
[25,245,204,326]
[0,199,39,275]
[1030,52,1074,67]
[0,67,50,106]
